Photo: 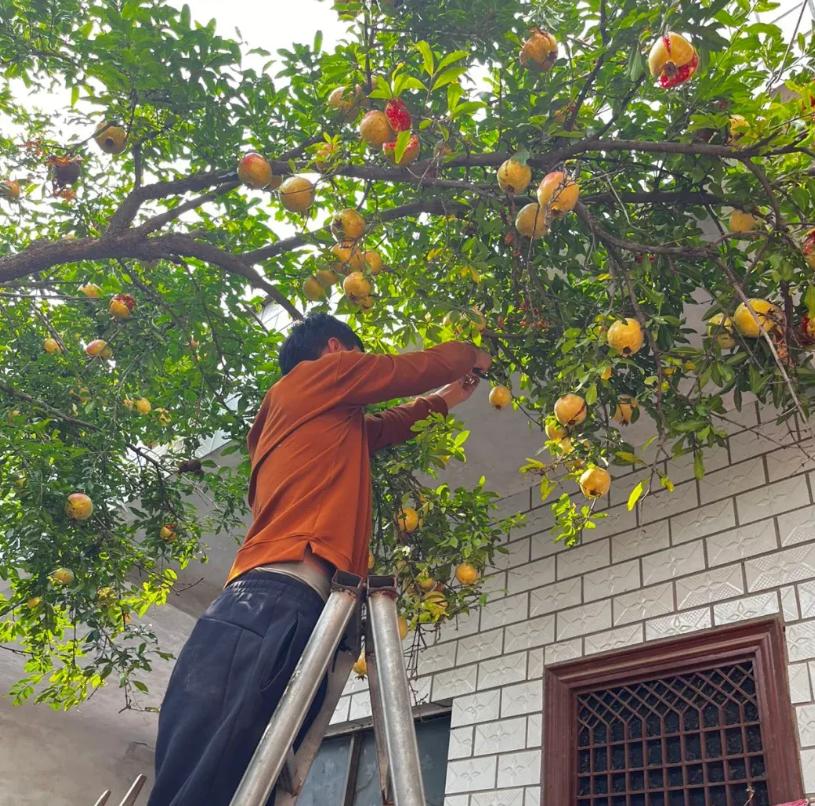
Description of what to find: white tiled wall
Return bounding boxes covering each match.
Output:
[330,401,815,802]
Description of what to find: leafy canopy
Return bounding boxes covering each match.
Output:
[0,0,813,707]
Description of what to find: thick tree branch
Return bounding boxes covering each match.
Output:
[574,203,713,258]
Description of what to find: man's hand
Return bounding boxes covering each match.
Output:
[436,374,481,410]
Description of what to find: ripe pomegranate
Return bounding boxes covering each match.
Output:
[397,506,420,533]
[331,243,365,273]
[733,299,780,337]
[707,313,736,349]
[612,395,638,425]
[515,203,548,239]
[385,98,412,132]
[238,152,274,189]
[65,492,94,521]
[729,210,760,233]
[648,32,698,89]
[343,271,372,301]
[455,562,479,585]
[85,339,112,359]
[802,229,815,269]
[331,209,366,242]
[579,467,611,498]
[303,277,326,301]
[607,318,645,356]
[383,134,420,166]
[554,393,587,427]
[109,293,135,319]
[520,29,558,71]
[278,176,315,213]
[43,337,62,354]
[79,283,102,298]
[359,110,394,148]
[489,385,512,409]
[537,171,580,217]
[328,85,363,120]
[0,179,21,200]
[497,158,532,194]
[49,155,81,188]
[94,122,127,155]
[363,250,384,274]
[798,315,815,346]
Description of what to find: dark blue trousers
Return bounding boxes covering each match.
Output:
[148,571,327,806]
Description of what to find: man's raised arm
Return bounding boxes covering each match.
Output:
[333,341,490,407]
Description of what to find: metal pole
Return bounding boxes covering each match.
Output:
[229,572,363,806]
[367,575,426,806]
[364,613,394,805]
[91,790,111,806]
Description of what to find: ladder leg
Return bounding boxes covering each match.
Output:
[229,571,363,806]
[117,774,147,806]
[274,612,360,805]
[367,575,426,806]
[91,790,111,806]
[365,616,394,805]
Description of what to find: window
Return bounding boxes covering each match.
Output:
[298,711,450,805]
[544,618,804,806]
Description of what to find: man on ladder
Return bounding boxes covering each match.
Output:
[148,313,491,806]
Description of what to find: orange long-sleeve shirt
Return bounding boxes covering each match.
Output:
[226,342,479,583]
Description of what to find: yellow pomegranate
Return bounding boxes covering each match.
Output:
[612,395,638,425]
[79,283,102,298]
[545,421,567,441]
[417,572,436,592]
[733,299,780,337]
[607,317,645,356]
[355,295,375,311]
[331,209,366,242]
[515,203,548,239]
[537,171,580,217]
[26,596,42,609]
[328,85,362,120]
[65,492,93,521]
[314,141,338,172]
[159,524,177,542]
[368,549,375,570]
[94,122,127,155]
[0,179,21,200]
[520,28,558,71]
[554,393,587,427]
[398,615,409,640]
[85,339,112,359]
[579,467,611,498]
[729,210,760,234]
[353,653,367,677]
[315,269,341,288]
[278,176,315,213]
[648,32,698,88]
[600,366,613,381]
[707,313,736,349]
[397,506,420,533]
[342,272,372,301]
[363,250,384,274]
[497,158,532,194]
[455,562,479,585]
[489,385,512,409]
[331,243,365,273]
[728,115,750,142]
[50,567,75,586]
[43,337,62,354]
[302,277,326,301]
[359,110,393,148]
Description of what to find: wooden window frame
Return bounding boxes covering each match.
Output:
[542,617,804,804]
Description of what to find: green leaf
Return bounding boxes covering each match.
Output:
[416,41,435,76]
[431,66,466,92]
[626,481,645,511]
[394,129,412,163]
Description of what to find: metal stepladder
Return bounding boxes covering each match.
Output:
[229,571,427,806]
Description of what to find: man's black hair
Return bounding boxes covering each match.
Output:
[278,312,364,375]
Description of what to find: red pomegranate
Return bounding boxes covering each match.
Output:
[384,98,412,132]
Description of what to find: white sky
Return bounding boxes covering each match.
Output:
[173,0,348,56]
